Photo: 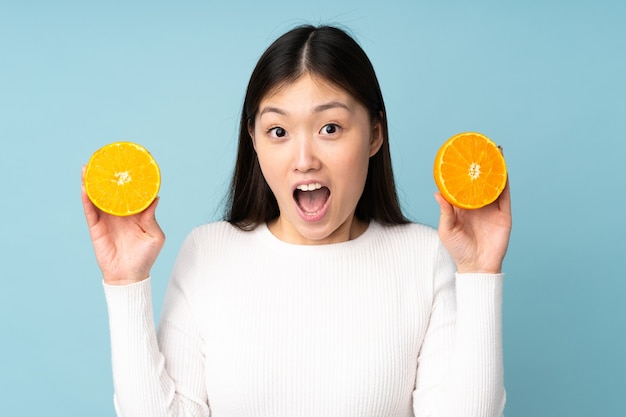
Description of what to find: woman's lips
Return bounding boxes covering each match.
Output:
[293,184,331,222]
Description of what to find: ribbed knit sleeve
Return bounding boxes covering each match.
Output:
[412,240,505,417]
[103,229,210,417]
[450,274,505,415]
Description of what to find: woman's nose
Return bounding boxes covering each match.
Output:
[292,135,321,173]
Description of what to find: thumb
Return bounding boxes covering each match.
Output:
[139,196,164,238]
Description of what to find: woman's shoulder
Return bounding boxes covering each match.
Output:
[174,221,259,263]
[374,221,439,243]
[190,220,241,234]
[186,221,250,244]
[362,221,442,259]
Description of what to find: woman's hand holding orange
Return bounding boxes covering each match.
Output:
[435,180,511,274]
[81,167,165,285]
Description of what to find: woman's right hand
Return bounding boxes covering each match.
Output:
[81,167,165,285]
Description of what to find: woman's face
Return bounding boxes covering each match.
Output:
[250,73,382,245]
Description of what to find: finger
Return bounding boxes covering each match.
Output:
[496,176,511,213]
[434,192,456,231]
[496,146,511,211]
[82,187,100,228]
[81,167,100,227]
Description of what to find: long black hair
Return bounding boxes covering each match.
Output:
[226,25,408,229]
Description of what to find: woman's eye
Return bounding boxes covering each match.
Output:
[321,123,340,135]
[269,127,286,138]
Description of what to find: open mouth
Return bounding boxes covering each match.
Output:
[293,182,331,216]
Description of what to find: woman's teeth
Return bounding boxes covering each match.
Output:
[296,183,322,191]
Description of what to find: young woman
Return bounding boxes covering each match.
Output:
[82,25,511,417]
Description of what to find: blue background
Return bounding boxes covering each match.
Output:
[1,0,624,415]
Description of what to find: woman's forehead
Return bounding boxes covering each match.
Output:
[263,73,351,101]
[258,74,357,112]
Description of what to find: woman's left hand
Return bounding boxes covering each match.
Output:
[435,179,512,274]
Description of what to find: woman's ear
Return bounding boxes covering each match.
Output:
[369,117,383,157]
[247,119,256,150]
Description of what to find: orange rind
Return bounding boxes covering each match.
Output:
[84,142,160,216]
[433,132,507,209]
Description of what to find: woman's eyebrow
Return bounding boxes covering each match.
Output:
[314,101,350,113]
[259,101,350,117]
[259,106,286,117]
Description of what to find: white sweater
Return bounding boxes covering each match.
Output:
[104,221,505,417]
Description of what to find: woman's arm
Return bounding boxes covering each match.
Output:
[83,169,209,416]
[104,273,209,417]
[413,180,511,416]
[412,244,505,417]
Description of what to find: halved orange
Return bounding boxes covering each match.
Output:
[84,142,160,216]
[433,132,507,209]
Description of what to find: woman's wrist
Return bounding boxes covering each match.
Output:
[102,274,150,286]
[456,262,502,275]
